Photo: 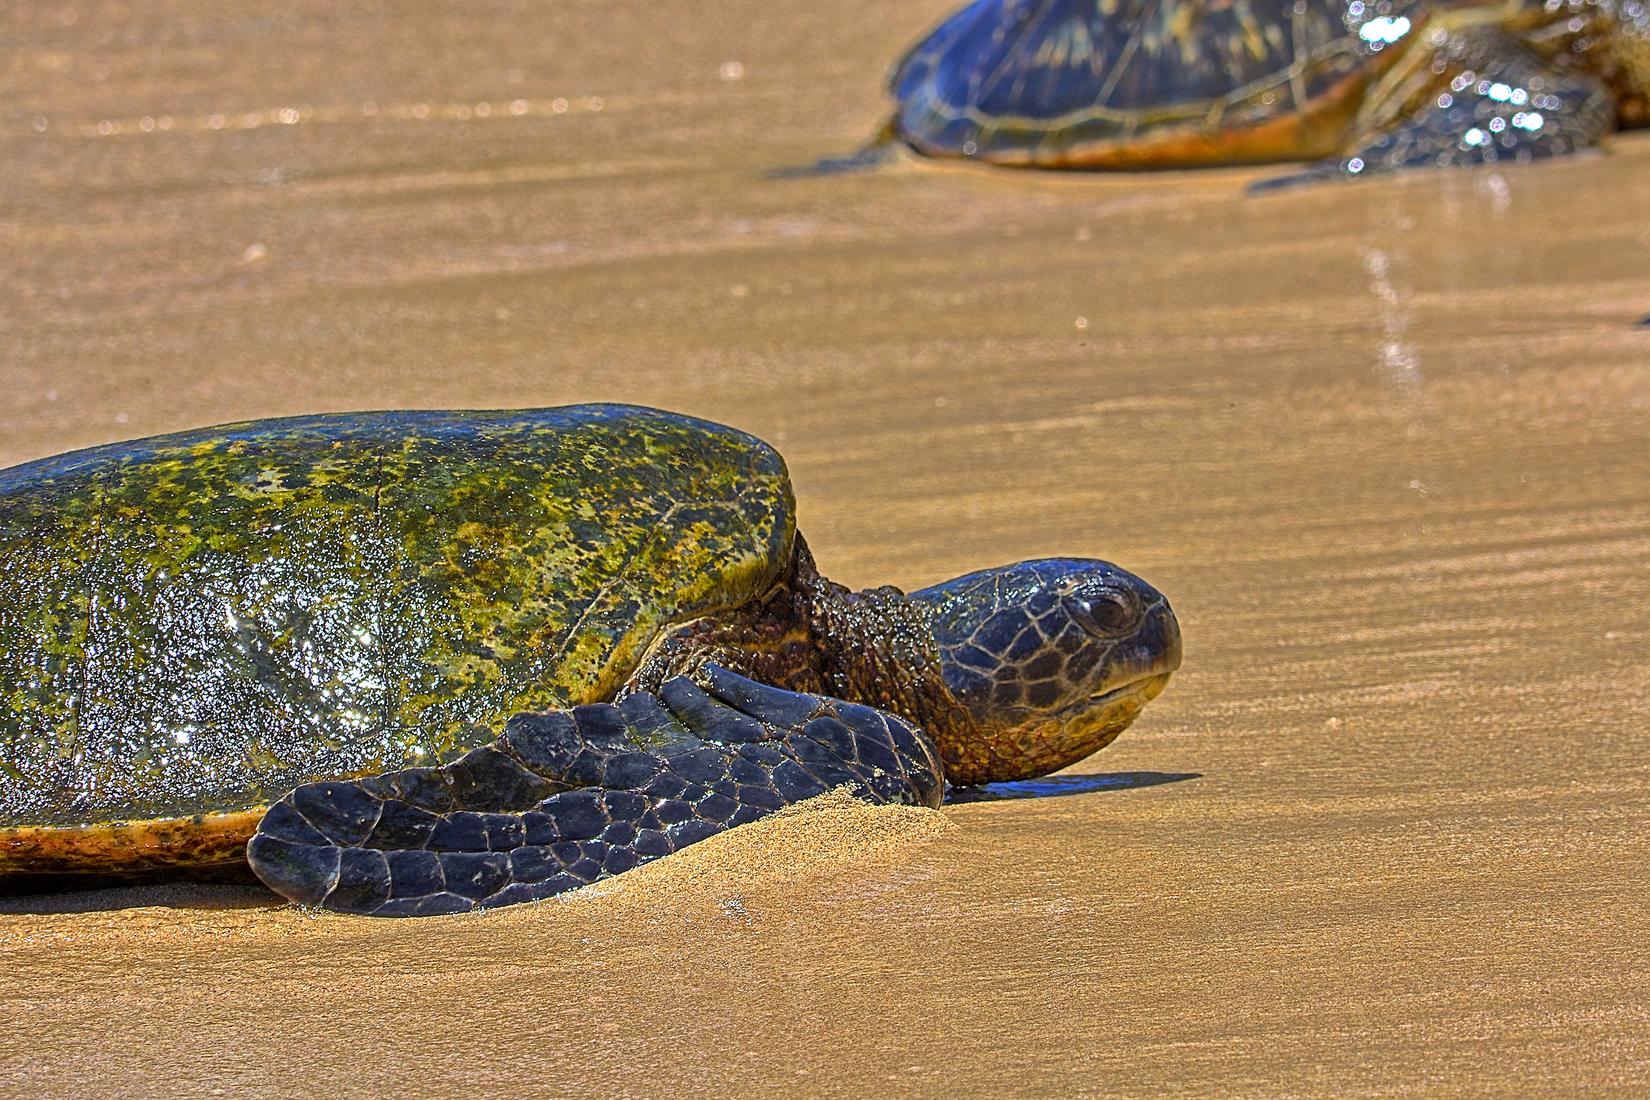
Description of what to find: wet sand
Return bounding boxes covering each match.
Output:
[4,1,1650,1095]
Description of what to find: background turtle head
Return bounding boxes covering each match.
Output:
[908,559,1181,786]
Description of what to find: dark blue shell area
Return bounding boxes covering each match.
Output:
[889,0,1403,158]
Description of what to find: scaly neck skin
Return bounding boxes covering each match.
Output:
[624,536,981,771]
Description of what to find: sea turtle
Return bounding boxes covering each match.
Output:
[0,405,1181,916]
[815,0,1649,179]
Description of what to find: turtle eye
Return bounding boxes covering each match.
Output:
[1070,590,1137,636]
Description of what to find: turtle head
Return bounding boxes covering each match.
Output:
[908,559,1181,786]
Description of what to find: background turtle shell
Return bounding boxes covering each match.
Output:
[0,405,793,836]
[889,0,1421,167]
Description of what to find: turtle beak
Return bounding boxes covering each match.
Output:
[1157,599,1183,676]
[1103,596,1181,703]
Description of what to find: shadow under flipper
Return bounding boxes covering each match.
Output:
[946,771,1201,803]
[0,879,281,914]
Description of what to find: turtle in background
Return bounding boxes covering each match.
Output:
[808,0,1649,181]
[0,405,1181,916]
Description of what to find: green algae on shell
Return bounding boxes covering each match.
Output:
[0,406,792,833]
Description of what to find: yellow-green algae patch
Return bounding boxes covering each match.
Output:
[0,405,793,831]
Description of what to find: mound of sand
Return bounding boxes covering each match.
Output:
[541,789,956,918]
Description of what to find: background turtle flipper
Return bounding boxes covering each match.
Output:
[769,121,903,179]
[1253,30,1615,191]
[247,668,945,916]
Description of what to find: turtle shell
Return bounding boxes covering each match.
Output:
[888,0,1425,168]
[0,405,793,879]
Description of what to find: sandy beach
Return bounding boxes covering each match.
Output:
[3,0,1649,1095]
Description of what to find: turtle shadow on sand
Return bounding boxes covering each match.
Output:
[946,771,1201,803]
[2,773,1206,913]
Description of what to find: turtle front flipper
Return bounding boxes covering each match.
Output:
[1255,29,1616,190]
[247,668,945,916]
[769,119,905,179]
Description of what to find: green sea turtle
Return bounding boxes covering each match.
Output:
[815,0,1649,179]
[0,405,1181,916]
